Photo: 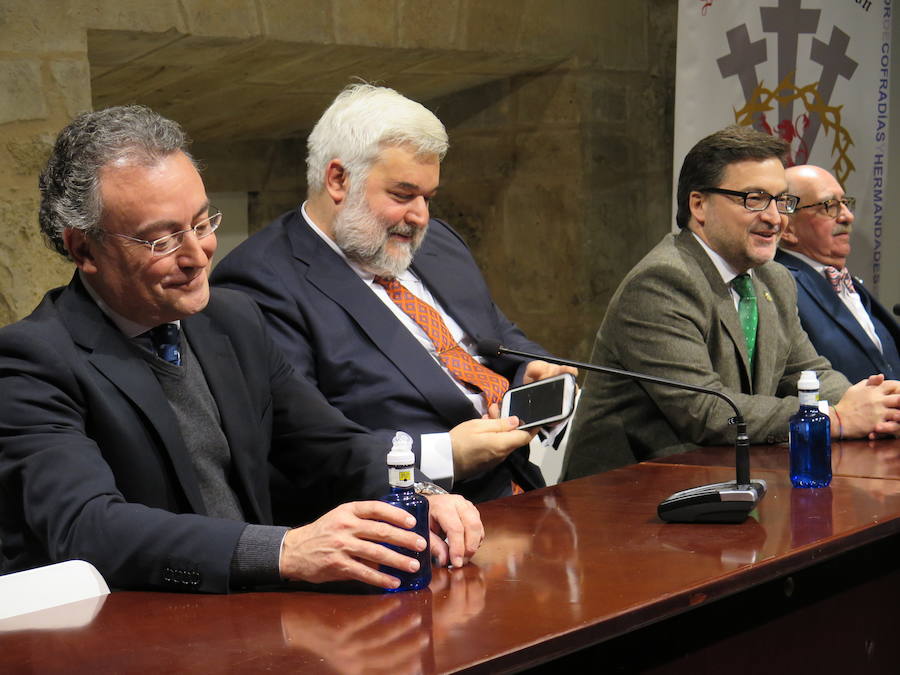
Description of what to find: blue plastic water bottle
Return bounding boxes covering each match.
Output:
[789,370,832,488]
[380,432,431,592]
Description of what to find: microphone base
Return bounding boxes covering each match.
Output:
[657,479,768,524]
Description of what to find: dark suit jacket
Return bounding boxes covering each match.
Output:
[774,249,900,383]
[212,210,551,502]
[0,275,383,592]
[565,229,850,478]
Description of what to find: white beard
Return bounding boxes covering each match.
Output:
[332,188,427,278]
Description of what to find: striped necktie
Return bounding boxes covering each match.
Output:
[375,277,509,406]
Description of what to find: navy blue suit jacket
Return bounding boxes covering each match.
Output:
[775,249,900,383]
[212,210,551,502]
[0,275,383,591]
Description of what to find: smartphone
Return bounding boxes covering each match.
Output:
[500,373,576,430]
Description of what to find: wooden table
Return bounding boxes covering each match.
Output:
[3,446,900,673]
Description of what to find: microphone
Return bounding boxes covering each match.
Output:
[476,339,767,524]
[893,304,900,317]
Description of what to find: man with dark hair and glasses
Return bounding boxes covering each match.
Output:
[776,164,900,383]
[565,125,900,479]
[0,105,484,592]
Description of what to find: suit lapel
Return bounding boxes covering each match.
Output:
[411,246,488,346]
[182,310,267,523]
[783,253,886,372]
[58,276,207,514]
[751,272,779,394]
[289,218,478,427]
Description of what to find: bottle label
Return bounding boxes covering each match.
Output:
[389,465,414,488]
[798,389,819,406]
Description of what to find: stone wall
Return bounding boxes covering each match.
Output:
[0,0,677,360]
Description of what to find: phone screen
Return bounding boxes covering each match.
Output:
[507,378,566,425]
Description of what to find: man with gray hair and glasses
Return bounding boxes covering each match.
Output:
[775,164,900,383]
[0,105,484,592]
[566,125,900,479]
[214,84,576,503]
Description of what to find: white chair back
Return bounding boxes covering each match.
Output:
[0,559,110,621]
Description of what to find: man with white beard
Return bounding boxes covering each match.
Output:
[213,84,575,504]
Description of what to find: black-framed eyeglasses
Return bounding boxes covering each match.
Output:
[103,208,222,256]
[699,187,800,214]
[793,197,856,218]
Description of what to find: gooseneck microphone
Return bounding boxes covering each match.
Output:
[476,339,767,524]
[893,303,900,317]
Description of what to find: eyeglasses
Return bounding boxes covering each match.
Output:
[103,208,222,256]
[793,197,856,218]
[699,187,800,214]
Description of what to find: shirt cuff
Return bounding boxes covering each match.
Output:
[229,524,290,590]
[420,432,454,490]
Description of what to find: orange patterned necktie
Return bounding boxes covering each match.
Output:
[375,277,510,406]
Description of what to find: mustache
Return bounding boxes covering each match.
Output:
[387,224,417,238]
[832,225,852,236]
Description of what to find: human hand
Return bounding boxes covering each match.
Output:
[279,501,427,589]
[449,417,536,480]
[522,360,578,385]
[834,377,900,439]
[424,494,484,568]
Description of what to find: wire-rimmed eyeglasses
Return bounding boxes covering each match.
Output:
[102,208,222,256]
[793,197,856,219]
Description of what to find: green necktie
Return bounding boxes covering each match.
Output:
[731,273,758,373]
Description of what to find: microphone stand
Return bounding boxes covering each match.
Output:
[481,342,766,523]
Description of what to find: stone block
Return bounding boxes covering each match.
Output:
[258,0,333,43]
[397,0,461,50]
[5,133,55,177]
[440,132,515,181]
[0,197,71,326]
[591,1,649,70]
[0,60,48,124]
[514,128,582,178]
[517,0,597,58]
[50,59,92,119]
[181,0,261,38]
[0,1,87,53]
[460,0,522,53]
[78,0,187,34]
[512,67,581,125]
[333,0,396,47]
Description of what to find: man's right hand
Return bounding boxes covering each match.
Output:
[449,416,536,480]
[279,501,427,589]
[832,374,900,439]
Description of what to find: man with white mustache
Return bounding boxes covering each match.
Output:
[566,126,900,479]
[214,84,576,505]
[776,165,900,383]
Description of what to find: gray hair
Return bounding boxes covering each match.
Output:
[306,83,449,195]
[39,105,191,259]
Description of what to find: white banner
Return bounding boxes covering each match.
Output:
[674,0,892,292]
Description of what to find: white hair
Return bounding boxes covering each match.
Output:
[306,83,449,194]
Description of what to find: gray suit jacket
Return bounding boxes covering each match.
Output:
[565,229,850,478]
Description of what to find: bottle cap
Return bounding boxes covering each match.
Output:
[386,431,414,467]
[798,370,819,392]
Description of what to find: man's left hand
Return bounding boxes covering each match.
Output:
[425,494,484,568]
[523,360,578,384]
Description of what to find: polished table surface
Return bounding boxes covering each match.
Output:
[648,437,900,479]
[4,445,900,673]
